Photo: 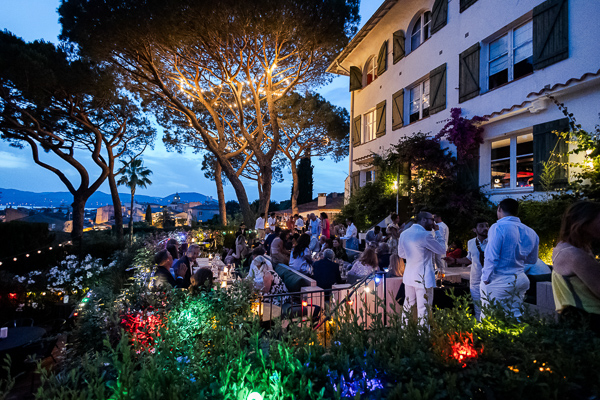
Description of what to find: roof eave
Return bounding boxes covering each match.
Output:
[326,0,398,76]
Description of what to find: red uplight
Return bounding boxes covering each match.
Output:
[8,293,17,299]
[448,332,481,368]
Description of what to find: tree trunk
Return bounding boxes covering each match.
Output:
[71,194,86,244]
[290,160,299,215]
[219,160,254,227]
[107,173,124,243]
[214,162,227,226]
[258,163,272,218]
[129,189,135,245]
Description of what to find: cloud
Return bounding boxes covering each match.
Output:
[0,151,29,169]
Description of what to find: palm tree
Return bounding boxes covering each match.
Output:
[117,158,152,244]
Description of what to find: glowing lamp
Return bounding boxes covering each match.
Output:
[73,312,78,317]
[26,254,29,257]
[364,287,370,293]
[346,300,353,306]
[374,276,381,285]
[221,281,227,288]
[13,258,17,262]
[302,301,308,307]
[49,247,52,250]
[8,293,17,299]
[248,392,263,400]
[38,250,41,254]
[223,267,228,273]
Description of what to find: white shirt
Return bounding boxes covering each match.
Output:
[398,224,446,288]
[268,217,277,228]
[341,223,357,240]
[466,237,487,289]
[310,218,321,237]
[295,218,305,228]
[482,216,539,284]
[255,217,265,230]
[438,221,449,249]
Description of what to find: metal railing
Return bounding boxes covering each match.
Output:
[258,271,402,344]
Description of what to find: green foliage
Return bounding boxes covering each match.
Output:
[549,97,600,201]
[518,194,574,264]
[297,158,314,205]
[336,178,396,231]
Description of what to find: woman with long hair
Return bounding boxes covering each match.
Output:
[348,246,378,278]
[320,212,330,239]
[331,236,348,262]
[289,233,313,275]
[552,201,600,333]
[387,253,405,277]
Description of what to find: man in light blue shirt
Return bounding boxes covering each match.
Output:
[309,213,321,238]
[398,211,446,326]
[482,198,539,319]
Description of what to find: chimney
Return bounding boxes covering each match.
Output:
[318,193,326,207]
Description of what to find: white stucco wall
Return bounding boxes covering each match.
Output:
[337,0,600,202]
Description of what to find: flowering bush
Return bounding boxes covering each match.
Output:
[47,254,115,294]
[436,107,487,163]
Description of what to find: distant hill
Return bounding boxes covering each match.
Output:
[0,188,215,208]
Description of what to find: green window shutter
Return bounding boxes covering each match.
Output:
[533,0,569,70]
[377,41,388,76]
[350,66,362,91]
[375,100,386,137]
[429,63,447,115]
[392,89,404,130]
[459,43,480,103]
[392,30,405,64]
[352,116,361,147]
[460,0,478,12]
[431,0,448,34]
[351,171,360,192]
[533,118,570,191]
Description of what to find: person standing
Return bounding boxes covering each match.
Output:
[255,213,266,241]
[445,218,489,321]
[295,214,305,233]
[433,213,449,274]
[268,212,277,230]
[320,212,331,239]
[309,213,321,239]
[482,198,538,319]
[340,217,359,250]
[286,215,295,231]
[398,211,446,325]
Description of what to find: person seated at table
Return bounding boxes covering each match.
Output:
[152,250,187,290]
[232,234,249,267]
[446,240,464,261]
[377,242,391,272]
[288,233,299,250]
[348,246,378,278]
[247,256,289,306]
[264,226,280,255]
[271,230,291,265]
[290,233,313,275]
[332,236,348,262]
[318,236,329,252]
[309,235,320,253]
[386,253,405,278]
[312,249,342,292]
[189,268,214,293]
[172,244,200,288]
[166,240,180,277]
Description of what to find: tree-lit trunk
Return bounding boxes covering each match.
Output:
[129,188,135,245]
[220,160,254,226]
[71,194,86,243]
[107,173,124,243]
[214,162,227,226]
[258,163,272,217]
[290,160,299,215]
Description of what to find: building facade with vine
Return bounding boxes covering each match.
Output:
[328,0,600,203]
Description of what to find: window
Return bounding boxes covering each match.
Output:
[365,170,375,183]
[364,56,377,85]
[491,133,534,190]
[363,109,376,143]
[488,20,533,90]
[409,79,430,123]
[410,11,431,51]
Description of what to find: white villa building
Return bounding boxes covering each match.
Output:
[328,0,600,204]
